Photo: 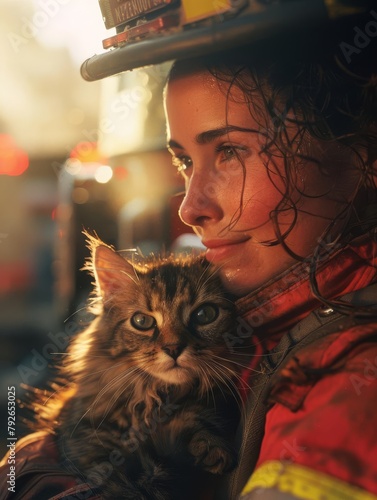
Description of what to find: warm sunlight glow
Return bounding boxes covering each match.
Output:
[95,165,113,184]
[31,0,114,66]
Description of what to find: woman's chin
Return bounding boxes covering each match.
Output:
[219,267,257,297]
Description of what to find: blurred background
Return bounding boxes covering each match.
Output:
[0,0,198,455]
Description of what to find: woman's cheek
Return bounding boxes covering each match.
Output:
[238,178,286,231]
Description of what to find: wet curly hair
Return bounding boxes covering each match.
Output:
[167,12,377,312]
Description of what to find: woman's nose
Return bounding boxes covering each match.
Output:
[178,172,222,228]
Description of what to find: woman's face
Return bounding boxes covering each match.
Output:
[165,70,354,295]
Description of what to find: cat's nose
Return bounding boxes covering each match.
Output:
[162,343,185,361]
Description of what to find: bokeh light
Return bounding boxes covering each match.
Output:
[94,165,113,184]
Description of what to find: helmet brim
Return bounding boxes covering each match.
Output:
[81,1,329,81]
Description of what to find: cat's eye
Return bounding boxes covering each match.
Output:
[131,312,156,331]
[192,304,219,326]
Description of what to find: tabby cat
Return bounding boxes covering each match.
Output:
[37,236,243,499]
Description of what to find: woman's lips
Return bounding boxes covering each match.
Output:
[203,238,250,263]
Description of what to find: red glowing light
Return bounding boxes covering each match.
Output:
[114,166,128,179]
[0,135,29,176]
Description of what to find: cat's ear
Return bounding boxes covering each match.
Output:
[93,245,136,298]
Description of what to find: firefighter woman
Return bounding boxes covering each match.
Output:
[164,20,377,500]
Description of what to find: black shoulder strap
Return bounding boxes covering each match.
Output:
[217,282,377,500]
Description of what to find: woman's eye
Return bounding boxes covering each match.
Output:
[217,144,248,163]
[191,304,219,326]
[172,155,193,173]
[130,313,156,331]
[222,146,237,160]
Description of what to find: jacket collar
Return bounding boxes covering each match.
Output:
[235,232,377,347]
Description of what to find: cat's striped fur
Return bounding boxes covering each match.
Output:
[34,236,244,499]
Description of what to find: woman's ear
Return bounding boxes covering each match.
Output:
[93,245,136,299]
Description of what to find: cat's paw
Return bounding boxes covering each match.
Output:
[188,432,237,474]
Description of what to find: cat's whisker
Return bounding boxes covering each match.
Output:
[200,258,233,289]
[200,360,227,408]
[203,363,216,411]
[68,365,141,437]
[196,291,235,305]
[203,356,243,392]
[208,357,240,379]
[87,358,136,378]
[38,382,69,405]
[213,365,241,395]
[194,264,213,296]
[120,269,140,286]
[194,260,230,300]
[95,367,143,429]
[207,362,235,396]
[130,263,141,283]
[210,353,260,374]
[102,298,116,313]
[41,358,134,408]
[95,365,141,409]
[59,438,88,482]
[196,361,216,404]
[63,304,91,323]
[96,368,137,403]
[228,343,291,359]
[50,352,115,358]
[201,359,244,418]
[205,362,244,414]
[209,357,254,394]
[86,295,103,314]
[69,406,92,438]
[221,346,256,354]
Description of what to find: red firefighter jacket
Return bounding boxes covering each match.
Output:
[238,231,377,499]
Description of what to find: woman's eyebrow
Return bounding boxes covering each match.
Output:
[196,125,254,144]
[167,125,254,150]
